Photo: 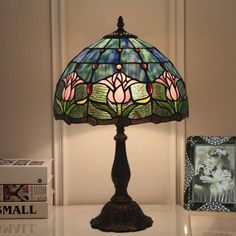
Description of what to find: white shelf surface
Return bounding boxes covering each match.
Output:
[0,205,236,236]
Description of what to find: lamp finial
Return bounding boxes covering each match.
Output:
[103,16,137,38]
[117,16,125,34]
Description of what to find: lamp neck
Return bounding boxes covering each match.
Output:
[111,121,132,203]
[114,119,127,141]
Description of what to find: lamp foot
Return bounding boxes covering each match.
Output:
[90,200,153,232]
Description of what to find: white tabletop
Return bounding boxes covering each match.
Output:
[0,205,236,236]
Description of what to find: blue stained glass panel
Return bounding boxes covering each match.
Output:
[81,49,100,63]
[88,38,103,48]
[122,64,147,82]
[163,62,181,78]
[106,39,119,48]
[98,49,119,63]
[136,39,153,48]
[139,49,158,62]
[60,63,77,80]
[121,49,142,63]
[76,64,93,82]
[89,39,111,48]
[91,64,116,82]
[72,49,90,63]
[150,48,168,63]
[147,63,164,82]
[94,39,111,48]
[129,38,145,48]
[120,38,133,48]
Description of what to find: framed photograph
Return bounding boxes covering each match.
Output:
[184,136,236,211]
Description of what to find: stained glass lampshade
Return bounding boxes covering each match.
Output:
[53,16,189,232]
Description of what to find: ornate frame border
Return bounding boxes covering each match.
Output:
[184,136,236,212]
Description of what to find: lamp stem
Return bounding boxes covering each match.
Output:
[90,118,153,232]
[111,120,132,202]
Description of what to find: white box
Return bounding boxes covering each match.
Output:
[0,176,54,202]
[0,159,53,184]
[0,192,54,219]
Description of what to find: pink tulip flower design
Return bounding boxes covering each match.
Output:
[156,71,180,101]
[62,72,83,101]
[99,72,137,104]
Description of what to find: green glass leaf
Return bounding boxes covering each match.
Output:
[63,101,67,112]
[176,80,187,99]
[131,83,149,100]
[88,102,113,119]
[75,84,87,101]
[62,100,76,113]
[153,101,171,116]
[122,100,133,111]
[65,104,77,115]
[89,84,108,103]
[128,103,151,119]
[180,99,189,116]
[154,100,175,114]
[55,81,64,99]
[107,100,117,113]
[174,101,180,112]
[152,83,167,100]
[54,98,63,115]
[69,104,87,118]
[90,101,116,118]
[60,63,77,80]
[123,104,137,117]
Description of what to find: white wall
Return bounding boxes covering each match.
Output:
[181,0,236,203]
[185,0,236,136]
[0,0,52,160]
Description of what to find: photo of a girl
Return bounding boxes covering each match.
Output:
[193,146,235,203]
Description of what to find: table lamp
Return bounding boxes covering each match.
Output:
[53,16,188,232]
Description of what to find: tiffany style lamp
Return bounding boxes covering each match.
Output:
[53,16,188,232]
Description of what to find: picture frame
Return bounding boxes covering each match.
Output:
[184,136,236,212]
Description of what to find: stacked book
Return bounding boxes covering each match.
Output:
[0,159,54,218]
